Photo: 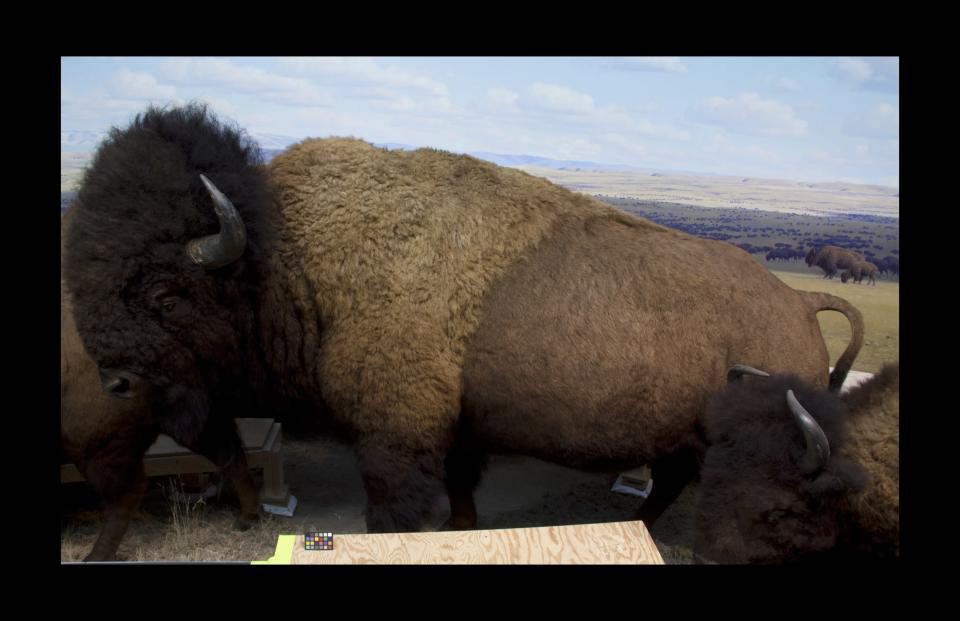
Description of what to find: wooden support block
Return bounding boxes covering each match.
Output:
[62,418,287,505]
[286,520,664,565]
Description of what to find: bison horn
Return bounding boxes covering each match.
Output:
[786,390,831,476]
[726,364,771,383]
[186,174,247,269]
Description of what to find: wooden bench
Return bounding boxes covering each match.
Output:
[60,418,289,504]
[254,520,664,565]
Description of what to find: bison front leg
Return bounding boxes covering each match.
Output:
[634,449,700,527]
[178,416,260,530]
[81,458,148,562]
[356,437,449,533]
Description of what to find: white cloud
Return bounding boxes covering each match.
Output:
[843,103,899,140]
[829,57,899,93]
[603,133,647,157]
[492,82,690,141]
[109,69,176,100]
[775,77,801,92]
[486,87,519,108]
[278,57,448,96]
[615,57,688,73]
[689,92,807,137]
[160,58,333,107]
[807,149,854,168]
[528,82,595,114]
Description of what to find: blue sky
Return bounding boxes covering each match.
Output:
[61,57,899,187]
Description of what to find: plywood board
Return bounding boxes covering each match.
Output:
[286,520,663,565]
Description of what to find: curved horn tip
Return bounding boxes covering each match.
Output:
[186,174,247,269]
[786,390,831,476]
[727,364,771,383]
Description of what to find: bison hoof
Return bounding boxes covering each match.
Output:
[441,516,478,531]
[232,513,259,531]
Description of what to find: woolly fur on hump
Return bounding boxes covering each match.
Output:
[263,137,660,443]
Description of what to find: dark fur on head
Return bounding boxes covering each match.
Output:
[694,373,871,563]
[63,103,274,443]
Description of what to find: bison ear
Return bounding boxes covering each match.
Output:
[186,174,247,269]
[786,390,831,476]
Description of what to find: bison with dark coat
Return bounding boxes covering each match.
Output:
[693,363,899,563]
[806,245,865,279]
[64,105,865,533]
[61,210,260,562]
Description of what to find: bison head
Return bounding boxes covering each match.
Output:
[693,374,869,564]
[62,104,271,443]
[804,247,818,267]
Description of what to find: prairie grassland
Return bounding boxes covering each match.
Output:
[771,270,899,374]
[522,166,899,219]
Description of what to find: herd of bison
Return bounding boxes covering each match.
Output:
[60,104,899,563]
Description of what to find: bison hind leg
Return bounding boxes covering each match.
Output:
[443,435,488,530]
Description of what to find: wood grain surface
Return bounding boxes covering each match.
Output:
[288,520,663,564]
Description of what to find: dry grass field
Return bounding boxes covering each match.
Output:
[770,270,899,374]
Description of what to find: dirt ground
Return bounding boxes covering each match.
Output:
[280,434,697,564]
[60,432,697,563]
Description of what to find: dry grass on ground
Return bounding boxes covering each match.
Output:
[61,477,285,562]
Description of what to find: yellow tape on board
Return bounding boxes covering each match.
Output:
[251,535,296,565]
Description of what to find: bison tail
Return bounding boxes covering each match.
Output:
[800,291,866,393]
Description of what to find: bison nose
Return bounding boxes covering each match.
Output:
[98,367,142,399]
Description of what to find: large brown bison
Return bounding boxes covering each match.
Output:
[63,104,865,533]
[61,213,260,562]
[693,362,899,563]
[806,245,865,279]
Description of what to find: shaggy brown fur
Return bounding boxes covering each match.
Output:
[64,105,866,533]
[806,245,866,280]
[61,210,260,562]
[459,216,863,523]
[693,363,899,563]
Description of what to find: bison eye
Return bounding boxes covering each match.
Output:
[162,298,177,313]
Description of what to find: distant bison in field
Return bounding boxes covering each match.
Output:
[805,245,865,279]
[63,104,865,534]
[693,363,899,563]
[765,248,805,262]
[841,261,879,285]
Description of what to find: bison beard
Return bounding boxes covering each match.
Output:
[64,104,865,536]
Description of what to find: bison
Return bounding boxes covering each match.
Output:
[805,245,865,280]
[693,362,899,563]
[61,212,260,562]
[64,104,865,534]
[841,261,879,285]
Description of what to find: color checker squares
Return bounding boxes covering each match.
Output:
[305,532,334,551]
